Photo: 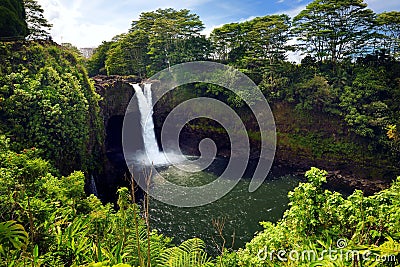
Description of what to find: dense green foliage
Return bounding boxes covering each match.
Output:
[87,41,113,76]
[260,53,400,168]
[0,0,28,39]
[87,8,210,77]
[1,140,398,266]
[1,0,400,266]
[292,0,375,62]
[0,136,173,266]
[236,168,400,266]
[0,42,103,175]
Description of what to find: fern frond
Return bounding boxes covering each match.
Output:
[158,238,213,267]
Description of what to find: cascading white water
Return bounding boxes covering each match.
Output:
[132,83,171,165]
[133,83,160,155]
[88,175,98,196]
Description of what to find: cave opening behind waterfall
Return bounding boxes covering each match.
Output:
[102,115,129,203]
[106,115,124,153]
[102,112,146,204]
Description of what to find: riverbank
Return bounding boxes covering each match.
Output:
[91,76,397,198]
[157,100,396,195]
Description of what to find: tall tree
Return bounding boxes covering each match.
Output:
[105,31,149,76]
[0,0,28,38]
[292,0,375,63]
[105,39,130,75]
[86,41,114,76]
[244,14,292,65]
[211,15,291,66]
[376,11,400,58]
[23,0,52,40]
[102,8,210,76]
[132,8,207,73]
[210,22,244,62]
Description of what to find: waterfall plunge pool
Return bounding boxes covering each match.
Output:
[146,158,300,255]
[127,83,300,254]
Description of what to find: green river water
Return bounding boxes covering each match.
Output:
[147,158,300,254]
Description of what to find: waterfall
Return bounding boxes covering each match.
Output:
[131,83,169,165]
[87,175,98,196]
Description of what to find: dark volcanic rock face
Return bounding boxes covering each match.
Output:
[93,75,143,202]
[93,75,141,130]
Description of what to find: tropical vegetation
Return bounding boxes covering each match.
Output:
[0,0,399,266]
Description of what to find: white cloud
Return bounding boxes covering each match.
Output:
[286,38,304,63]
[35,0,400,49]
[201,23,223,37]
[238,15,257,23]
[37,0,213,48]
[37,0,123,47]
[273,4,305,18]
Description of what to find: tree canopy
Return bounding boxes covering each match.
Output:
[100,8,209,76]
[88,1,400,76]
[0,0,28,39]
[293,0,375,62]
[376,11,400,58]
[24,0,52,40]
[211,15,291,66]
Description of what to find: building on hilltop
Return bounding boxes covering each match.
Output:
[80,47,95,58]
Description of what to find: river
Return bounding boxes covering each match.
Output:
[146,158,300,254]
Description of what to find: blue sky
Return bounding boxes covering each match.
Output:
[37,0,400,48]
